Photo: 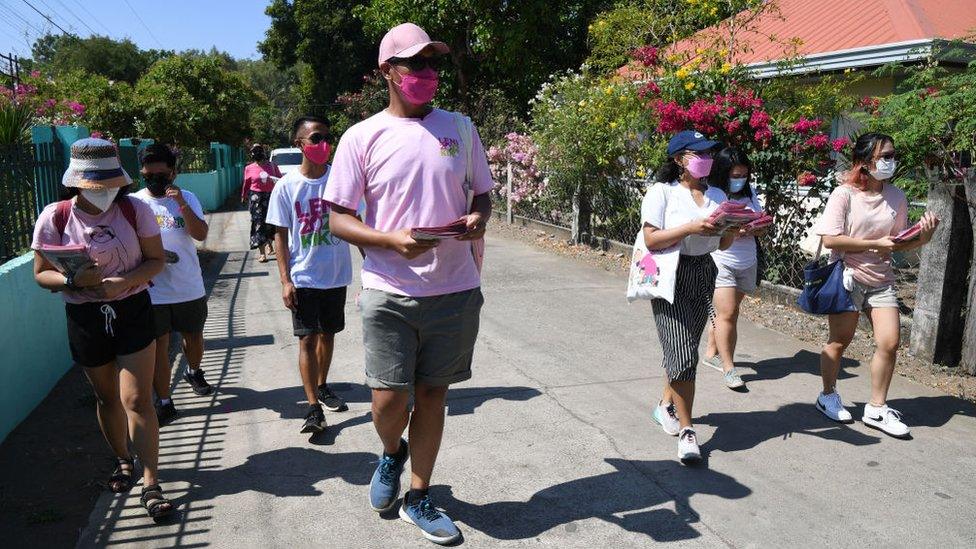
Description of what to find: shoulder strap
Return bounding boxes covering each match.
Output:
[453,112,475,211]
[118,196,138,233]
[54,199,73,237]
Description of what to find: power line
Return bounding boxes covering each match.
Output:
[0,2,45,36]
[20,0,72,35]
[0,13,34,54]
[37,0,84,35]
[41,0,97,34]
[68,0,111,35]
[120,0,163,49]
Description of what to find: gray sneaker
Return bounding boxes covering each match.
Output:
[724,367,745,389]
[700,354,723,372]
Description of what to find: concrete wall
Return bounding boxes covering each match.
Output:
[0,253,72,443]
[176,172,222,211]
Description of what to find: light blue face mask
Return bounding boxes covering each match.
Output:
[728,177,748,193]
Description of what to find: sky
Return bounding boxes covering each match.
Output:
[0,0,274,61]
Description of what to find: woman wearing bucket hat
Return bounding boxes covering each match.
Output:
[242,143,282,262]
[642,130,735,463]
[31,137,175,520]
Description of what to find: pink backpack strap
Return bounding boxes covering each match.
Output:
[118,196,138,233]
[53,199,73,237]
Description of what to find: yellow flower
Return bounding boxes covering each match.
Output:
[598,20,606,26]
[636,169,646,178]
[588,24,593,31]
[844,67,853,74]
[675,68,689,79]
[696,47,705,55]
[578,100,586,107]
[711,7,717,15]
[604,85,614,95]
[720,62,732,73]
[685,81,696,90]
[609,121,618,129]
[719,48,729,57]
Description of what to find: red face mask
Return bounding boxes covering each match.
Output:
[303,141,331,165]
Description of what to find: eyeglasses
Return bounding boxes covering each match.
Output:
[388,55,442,72]
[299,132,330,145]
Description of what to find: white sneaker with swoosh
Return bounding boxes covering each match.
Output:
[863,403,910,438]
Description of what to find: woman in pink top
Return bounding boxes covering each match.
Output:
[813,133,939,438]
[242,143,282,262]
[31,138,173,519]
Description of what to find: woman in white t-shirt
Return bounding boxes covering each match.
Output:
[642,131,735,463]
[702,147,765,390]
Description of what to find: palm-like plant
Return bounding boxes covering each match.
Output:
[0,101,34,144]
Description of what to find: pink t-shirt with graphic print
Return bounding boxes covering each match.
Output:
[324,108,494,297]
[815,183,908,287]
[31,197,161,304]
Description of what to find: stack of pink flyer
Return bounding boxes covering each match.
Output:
[891,222,923,243]
[410,219,470,241]
[37,244,93,276]
[707,202,763,231]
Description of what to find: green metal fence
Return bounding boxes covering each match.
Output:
[0,142,63,262]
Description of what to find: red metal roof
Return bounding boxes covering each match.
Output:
[673,0,976,65]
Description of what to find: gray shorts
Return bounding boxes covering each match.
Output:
[714,261,758,293]
[850,282,899,311]
[360,287,484,391]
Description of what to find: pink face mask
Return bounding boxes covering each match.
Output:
[303,141,331,165]
[395,67,439,106]
[686,155,713,179]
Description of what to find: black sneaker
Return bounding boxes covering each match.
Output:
[301,404,327,434]
[317,384,348,412]
[183,368,212,395]
[156,400,178,426]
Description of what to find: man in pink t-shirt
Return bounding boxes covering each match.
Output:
[325,22,492,544]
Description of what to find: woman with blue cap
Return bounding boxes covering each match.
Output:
[642,130,735,463]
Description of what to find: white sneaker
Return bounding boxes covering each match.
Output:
[700,354,723,372]
[677,428,701,463]
[863,403,910,438]
[816,391,853,423]
[652,401,680,436]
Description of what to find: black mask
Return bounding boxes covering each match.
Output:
[144,173,171,196]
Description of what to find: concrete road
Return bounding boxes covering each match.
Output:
[77,210,976,548]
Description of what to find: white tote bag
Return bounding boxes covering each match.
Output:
[626,183,680,303]
[453,113,485,272]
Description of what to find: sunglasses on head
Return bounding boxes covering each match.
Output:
[388,55,442,72]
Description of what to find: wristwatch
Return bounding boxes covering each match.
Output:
[64,273,78,291]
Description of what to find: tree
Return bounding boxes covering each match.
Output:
[354,0,613,113]
[25,70,138,139]
[259,0,375,113]
[134,55,262,146]
[586,0,763,75]
[29,34,173,84]
[238,59,302,145]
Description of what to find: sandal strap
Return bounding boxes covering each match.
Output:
[141,484,173,515]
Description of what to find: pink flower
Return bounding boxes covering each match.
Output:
[749,110,770,129]
[792,117,823,134]
[91,131,104,139]
[799,172,817,187]
[804,134,829,149]
[632,46,659,67]
[724,119,742,134]
[638,81,660,99]
[30,70,41,78]
[754,128,773,143]
[830,137,850,152]
[654,100,688,133]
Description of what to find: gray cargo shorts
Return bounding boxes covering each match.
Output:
[360,287,484,391]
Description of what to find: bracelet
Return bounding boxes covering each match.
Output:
[64,274,78,291]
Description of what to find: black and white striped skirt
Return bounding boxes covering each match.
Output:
[651,254,718,382]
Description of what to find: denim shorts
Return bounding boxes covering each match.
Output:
[360,287,484,391]
[714,261,758,293]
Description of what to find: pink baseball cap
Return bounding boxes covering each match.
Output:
[378,23,450,66]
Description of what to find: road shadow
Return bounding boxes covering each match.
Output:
[181,384,544,422]
[166,447,374,502]
[737,350,859,384]
[859,395,976,427]
[697,402,881,454]
[434,458,750,542]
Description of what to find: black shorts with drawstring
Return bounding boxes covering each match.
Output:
[65,290,156,368]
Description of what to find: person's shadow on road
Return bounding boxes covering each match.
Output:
[434,458,751,542]
[697,402,882,454]
[737,350,859,385]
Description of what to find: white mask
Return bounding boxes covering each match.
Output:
[870,158,896,180]
[80,188,119,212]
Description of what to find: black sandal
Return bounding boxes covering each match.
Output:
[108,457,134,493]
[141,483,175,520]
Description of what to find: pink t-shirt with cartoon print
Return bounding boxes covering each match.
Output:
[325,108,494,297]
[815,183,908,287]
[31,197,161,304]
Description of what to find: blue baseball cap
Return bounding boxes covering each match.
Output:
[666,130,719,156]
